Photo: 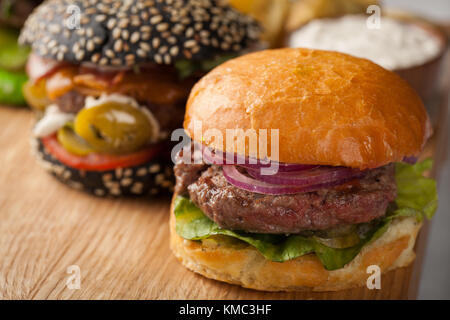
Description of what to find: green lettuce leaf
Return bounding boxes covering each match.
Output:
[0,27,30,71]
[174,160,438,270]
[392,159,438,221]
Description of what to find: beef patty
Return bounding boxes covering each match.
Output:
[175,160,397,234]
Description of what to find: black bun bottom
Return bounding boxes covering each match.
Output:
[33,138,174,197]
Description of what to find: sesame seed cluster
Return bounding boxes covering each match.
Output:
[19,0,261,67]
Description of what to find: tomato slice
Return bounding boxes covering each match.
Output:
[41,134,162,171]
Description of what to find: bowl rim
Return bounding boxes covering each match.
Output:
[383,9,449,72]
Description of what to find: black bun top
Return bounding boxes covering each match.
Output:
[19,0,261,67]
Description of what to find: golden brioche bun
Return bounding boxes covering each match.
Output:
[169,195,421,292]
[184,48,430,169]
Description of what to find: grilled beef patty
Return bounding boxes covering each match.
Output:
[174,156,397,234]
[55,91,86,114]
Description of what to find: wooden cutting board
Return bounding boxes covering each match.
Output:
[1,1,449,302]
[0,89,447,299]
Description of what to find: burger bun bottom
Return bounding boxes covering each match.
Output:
[33,137,174,197]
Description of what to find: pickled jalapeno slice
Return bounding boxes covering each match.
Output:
[57,123,95,156]
[74,102,154,154]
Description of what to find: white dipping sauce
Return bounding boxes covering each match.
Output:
[289,15,441,70]
[33,105,75,138]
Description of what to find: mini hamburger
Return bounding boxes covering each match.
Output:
[0,0,41,106]
[170,48,438,291]
[19,0,261,197]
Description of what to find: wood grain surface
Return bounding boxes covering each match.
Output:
[0,100,446,300]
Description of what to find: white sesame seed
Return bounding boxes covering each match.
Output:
[137,168,148,176]
[150,15,163,24]
[184,40,197,48]
[121,178,133,186]
[130,32,140,43]
[149,164,161,173]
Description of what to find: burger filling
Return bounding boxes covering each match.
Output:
[23,54,203,164]
[24,54,237,164]
[180,164,396,234]
[173,144,437,270]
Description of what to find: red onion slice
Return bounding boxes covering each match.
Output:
[222,166,364,195]
[222,165,310,195]
[202,147,318,172]
[403,156,418,164]
[202,147,245,165]
[239,162,319,172]
[247,166,364,186]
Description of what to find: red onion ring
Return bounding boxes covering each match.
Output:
[202,147,247,165]
[222,166,365,195]
[403,156,418,164]
[203,146,367,195]
[222,165,312,195]
[246,166,365,186]
[240,162,319,172]
[202,147,318,172]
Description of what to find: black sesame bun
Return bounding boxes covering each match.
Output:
[21,0,261,197]
[19,0,261,67]
[33,138,174,197]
